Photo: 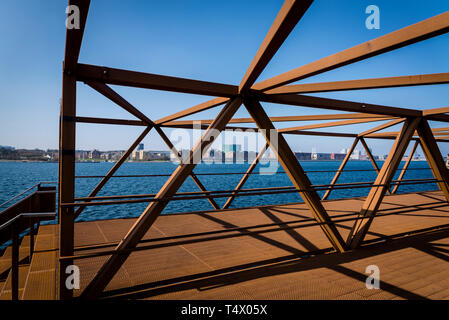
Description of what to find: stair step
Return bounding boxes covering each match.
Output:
[22,225,57,300]
[0,264,30,300]
[0,236,31,280]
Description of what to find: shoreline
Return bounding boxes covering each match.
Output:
[0,159,428,163]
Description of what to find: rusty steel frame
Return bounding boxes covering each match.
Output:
[347,118,421,248]
[391,140,419,194]
[222,142,270,210]
[59,0,449,299]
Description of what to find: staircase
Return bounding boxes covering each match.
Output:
[0,183,57,300]
[0,224,58,300]
[0,236,31,299]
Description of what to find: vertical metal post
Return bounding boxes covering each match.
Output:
[58,71,77,300]
[11,221,19,301]
[29,218,35,263]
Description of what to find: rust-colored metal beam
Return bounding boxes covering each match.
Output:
[416,119,449,201]
[73,126,153,219]
[239,0,313,92]
[75,116,146,126]
[359,137,380,175]
[256,93,421,117]
[243,97,346,253]
[347,118,420,249]
[359,137,392,195]
[59,0,91,301]
[422,106,449,116]
[78,63,238,97]
[253,10,449,91]
[358,118,405,137]
[63,0,90,73]
[154,126,220,210]
[155,97,229,125]
[80,97,243,299]
[278,117,392,133]
[85,81,153,125]
[322,137,359,200]
[161,113,394,126]
[266,72,449,95]
[391,140,419,194]
[222,143,269,209]
[427,113,449,123]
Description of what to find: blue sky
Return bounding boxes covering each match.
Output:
[1,0,449,156]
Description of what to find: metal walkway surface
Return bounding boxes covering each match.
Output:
[21,190,449,300]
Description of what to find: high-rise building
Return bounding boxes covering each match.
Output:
[222,144,241,153]
[137,143,144,151]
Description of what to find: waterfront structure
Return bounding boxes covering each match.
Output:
[2,0,449,301]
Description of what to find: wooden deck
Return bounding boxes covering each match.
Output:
[5,190,449,300]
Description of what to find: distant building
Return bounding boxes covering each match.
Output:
[295,152,312,160]
[137,143,144,151]
[89,149,101,159]
[350,149,362,160]
[330,153,346,160]
[0,145,15,151]
[222,144,241,153]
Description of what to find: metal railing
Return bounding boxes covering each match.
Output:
[0,183,57,300]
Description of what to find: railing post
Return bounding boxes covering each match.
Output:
[11,220,19,300]
[29,218,35,263]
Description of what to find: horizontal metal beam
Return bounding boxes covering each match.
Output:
[75,116,146,126]
[161,113,392,126]
[278,117,392,133]
[77,63,238,97]
[266,72,449,95]
[423,106,449,116]
[256,93,422,117]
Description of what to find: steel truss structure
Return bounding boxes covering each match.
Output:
[59,0,449,299]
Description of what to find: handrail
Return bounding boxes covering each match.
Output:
[0,183,56,300]
[73,167,431,179]
[0,181,57,211]
[0,212,56,232]
[63,178,441,208]
[3,211,56,301]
